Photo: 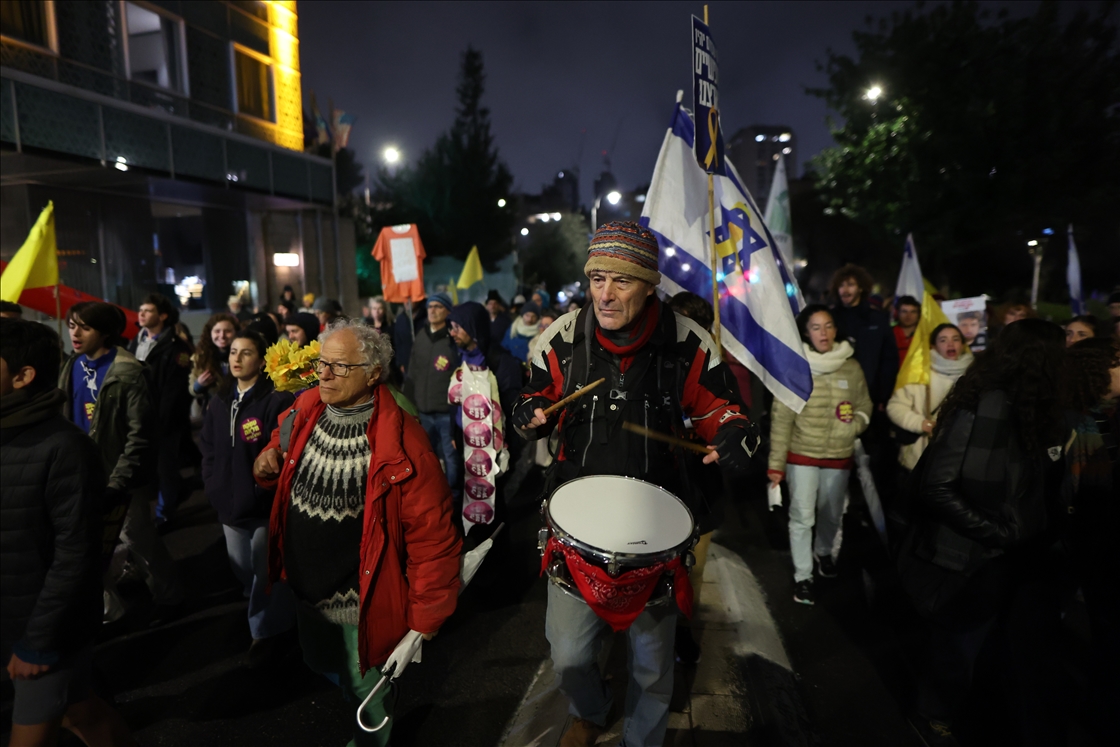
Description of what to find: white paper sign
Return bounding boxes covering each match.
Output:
[940,295,989,352]
[389,238,419,283]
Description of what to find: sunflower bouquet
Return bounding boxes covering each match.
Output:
[264,338,321,392]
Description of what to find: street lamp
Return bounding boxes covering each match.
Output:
[497,198,507,208]
[1027,237,1047,309]
[864,85,883,102]
[606,191,621,205]
[592,190,624,233]
[382,146,401,164]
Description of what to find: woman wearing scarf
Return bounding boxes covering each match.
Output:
[768,305,872,606]
[888,323,974,472]
[502,301,541,363]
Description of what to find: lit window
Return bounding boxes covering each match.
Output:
[779,132,792,142]
[754,134,765,143]
[234,47,274,121]
[782,147,792,155]
[1,0,55,51]
[125,2,184,91]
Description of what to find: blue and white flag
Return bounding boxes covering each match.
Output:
[1067,224,1083,315]
[763,154,804,311]
[895,233,925,303]
[641,100,812,413]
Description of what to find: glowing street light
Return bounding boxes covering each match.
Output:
[865,85,883,102]
[606,191,622,205]
[497,198,507,208]
[520,227,529,236]
[382,146,401,164]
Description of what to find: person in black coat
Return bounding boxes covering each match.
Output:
[1,318,138,745]
[898,319,1068,745]
[129,293,194,523]
[200,330,297,666]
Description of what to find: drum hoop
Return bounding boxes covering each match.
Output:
[545,474,696,564]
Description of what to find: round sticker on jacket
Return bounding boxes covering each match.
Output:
[240,417,264,442]
[835,402,854,423]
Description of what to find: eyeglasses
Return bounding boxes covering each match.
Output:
[313,359,366,378]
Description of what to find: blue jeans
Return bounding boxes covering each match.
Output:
[222,519,296,640]
[545,583,677,747]
[419,411,461,497]
[787,464,850,582]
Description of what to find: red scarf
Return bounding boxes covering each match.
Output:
[541,537,693,632]
[594,297,660,374]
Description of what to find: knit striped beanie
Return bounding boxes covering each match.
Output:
[584,221,662,287]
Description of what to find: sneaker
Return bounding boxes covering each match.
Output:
[793,580,814,605]
[815,554,838,578]
[908,714,960,746]
[674,625,701,665]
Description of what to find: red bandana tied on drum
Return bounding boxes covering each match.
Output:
[595,297,660,374]
[541,537,694,631]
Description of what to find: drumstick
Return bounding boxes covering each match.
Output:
[622,421,713,454]
[541,378,607,417]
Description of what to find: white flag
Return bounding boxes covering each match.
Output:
[641,99,811,413]
[763,154,805,312]
[895,233,925,303]
[1067,224,1083,315]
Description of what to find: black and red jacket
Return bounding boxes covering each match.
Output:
[513,301,753,501]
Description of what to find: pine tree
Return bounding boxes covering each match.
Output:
[374,47,514,268]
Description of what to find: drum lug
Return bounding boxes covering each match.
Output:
[538,527,550,554]
[683,551,695,569]
[607,553,620,577]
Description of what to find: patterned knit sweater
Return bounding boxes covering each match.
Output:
[284,399,374,625]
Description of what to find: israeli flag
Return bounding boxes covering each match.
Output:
[641,100,812,413]
[895,233,925,303]
[1067,224,1083,315]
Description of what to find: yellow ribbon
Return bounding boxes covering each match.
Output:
[704,107,720,170]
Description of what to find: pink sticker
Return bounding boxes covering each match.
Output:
[464,421,492,448]
[465,477,495,500]
[493,427,504,451]
[448,382,462,405]
[463,393,491,421]
[465,448,493,477]
[463,500,494,524]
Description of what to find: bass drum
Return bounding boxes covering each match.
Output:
[541,475,696,603]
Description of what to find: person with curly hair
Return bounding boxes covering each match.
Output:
[189,313,240,403]
[898,318,1068,744]
[1060,337,1119,737]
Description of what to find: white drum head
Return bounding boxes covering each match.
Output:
[549,475,693,554]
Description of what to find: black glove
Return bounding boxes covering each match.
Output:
[512,396,552,432]
[713,419,760,473]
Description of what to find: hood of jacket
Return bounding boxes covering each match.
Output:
[804,340,855,376]
[0,388,68,430]
[449,302,492,354]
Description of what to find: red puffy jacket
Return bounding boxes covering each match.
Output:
[256,385,461,674]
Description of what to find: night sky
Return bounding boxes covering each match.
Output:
[297,1,1043,203]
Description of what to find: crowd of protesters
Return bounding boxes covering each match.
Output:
[1,257,1118,746]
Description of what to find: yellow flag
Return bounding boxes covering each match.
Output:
[894,289,953,390]
[457,246,483,290]
[1,201,59,303]
[448,277,459,305]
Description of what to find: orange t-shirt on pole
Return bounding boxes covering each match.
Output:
[372,224,426,303]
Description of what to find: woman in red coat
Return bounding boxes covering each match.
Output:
[253,319,461,746]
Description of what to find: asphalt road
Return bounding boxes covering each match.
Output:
[1,458,1106,746]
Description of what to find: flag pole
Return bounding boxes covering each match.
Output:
[704,5,721,351]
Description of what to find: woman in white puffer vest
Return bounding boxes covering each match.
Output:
[887,323,973,471]
[768,305,872,606]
